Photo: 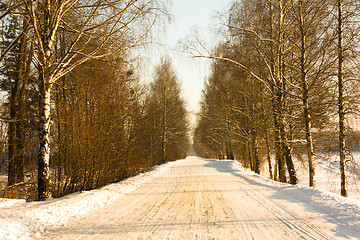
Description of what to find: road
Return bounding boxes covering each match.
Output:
[42,157,346,239]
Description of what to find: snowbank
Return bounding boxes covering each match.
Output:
[230,160,360,235]
[0,162,174,240]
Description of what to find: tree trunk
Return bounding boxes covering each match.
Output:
[38,77,52,200]
[265,127,273,179]
[8,72,20,186]
[37,0,58,200]
[161,78,167,164]
[278,3,298,184]
[273,103,286,182]
[226,140,234,160]
[7,116,17,186]
[297,0,315,187]
[15,96,25,184]
[247,142,254,170]
[252,128,261,174]
[161,115,167,164]
[303,98,315,187]
[278,106,298,185]
[281,133,298,184]
[55,79,65,197]
[7,20,29,186]
[15,26,30,184]
[274,156,278,181]
[337,0,347,197]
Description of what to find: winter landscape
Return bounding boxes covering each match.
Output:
[2,0,360,239]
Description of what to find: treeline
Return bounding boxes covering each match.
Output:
[193,0,360,196]
[0,1,189,200]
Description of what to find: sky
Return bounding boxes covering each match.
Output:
[146,0,234,122]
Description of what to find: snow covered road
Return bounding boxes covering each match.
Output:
[40,157,359,239]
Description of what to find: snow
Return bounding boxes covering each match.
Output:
[231,159,360,237]
[259,153,360,200]
[294,153,360,200]
[0,162,174,240]
[1,157,360,239]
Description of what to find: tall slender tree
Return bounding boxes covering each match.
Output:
[337,0,347,197]
[288,0,332,187]
[148,58,190,163]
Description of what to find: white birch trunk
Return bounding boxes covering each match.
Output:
[38,77,52,200]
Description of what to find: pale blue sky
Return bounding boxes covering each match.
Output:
[151,0,234,119]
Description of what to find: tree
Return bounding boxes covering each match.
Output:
[148,58,190,163]
[191,0,360,196]
[331,0,360,197]
[52,54,145,196]
[337,0,347,197]
[190,0,340,184]
[288,0,333,187]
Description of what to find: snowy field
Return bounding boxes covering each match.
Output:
[0,156,360,239]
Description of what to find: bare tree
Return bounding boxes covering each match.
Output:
[332,0,360,197]
[287,0,333,187]
[148,58,190,164]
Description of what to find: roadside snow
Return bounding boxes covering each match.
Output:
[260,153,360,200]
[296,154,360,200]
[0,162,174,240]
[230,160,360,236]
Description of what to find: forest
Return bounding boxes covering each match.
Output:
[0,0,190,201]
[192,0,360,197]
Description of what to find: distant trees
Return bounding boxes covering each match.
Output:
[145,58,190,164]
[194,49,239,161]
[193,0,360,195]
[0,0,190,200]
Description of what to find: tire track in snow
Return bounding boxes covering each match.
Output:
[237,187,334,240]
[76,167,173,240]
[219,165,336,240]
[213,163,337,240]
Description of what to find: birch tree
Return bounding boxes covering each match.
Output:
[148,58,190,163]
[287,0,332,187]
[332,0,360,197]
